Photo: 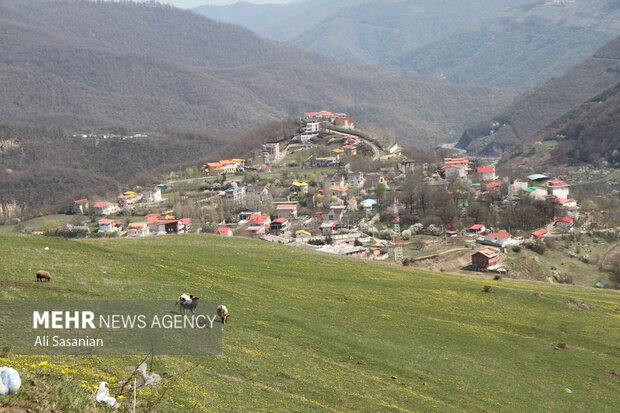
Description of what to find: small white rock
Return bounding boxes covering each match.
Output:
[565,388,572,394]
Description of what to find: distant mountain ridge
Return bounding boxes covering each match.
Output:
[392,0,620,89]
[194,0,620,90]
[195,0,522,64]
[506,81,620,168]
[0,0,516,148]
[456,35,620,156]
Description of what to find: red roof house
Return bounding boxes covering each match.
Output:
[530,229,548,239]
[554,216,574,230]
[216,227,232,236]
[471,247,500,272]
[485,232,511,246]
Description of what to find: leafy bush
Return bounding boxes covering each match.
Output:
[530,240,546,255]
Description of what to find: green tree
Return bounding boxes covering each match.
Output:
[375,183,386,200]
[41,219,59,233]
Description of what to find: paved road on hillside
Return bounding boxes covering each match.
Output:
[323,126,381,161]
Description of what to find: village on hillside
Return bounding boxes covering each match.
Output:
[31,111,615,286]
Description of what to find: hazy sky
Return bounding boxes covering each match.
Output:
[161,0,293,8]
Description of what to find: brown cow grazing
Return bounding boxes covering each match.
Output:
[217,305,229,324]
[36,271,51,282]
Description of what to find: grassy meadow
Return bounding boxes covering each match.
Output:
[0,232,618,412]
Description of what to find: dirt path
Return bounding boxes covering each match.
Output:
[601,243,618,268]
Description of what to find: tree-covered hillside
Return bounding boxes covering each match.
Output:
[0,122,228,219]
[507,81,620,168]
[0,1,515,146]
[392,0,620,89]
[196,0,619,90]
[456,35,620,156]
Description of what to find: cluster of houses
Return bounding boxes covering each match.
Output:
[468,213,576,271]
[440,158,501,191]
[302,110,355,129]
[72,186,164,216]
[215,169,389,220]
[295,110,355,144]
[203,122,583,264]
[202,159,246,175]
[98,213,191,237]
[70,186,194,237]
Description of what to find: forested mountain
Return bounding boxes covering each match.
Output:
[392,0,620,89]
[506,81,620,168]
[0,0,515,147]
[0,122,228,219]
[195,0,521,64]
[194,0,366,42]
[456,35,620,156]
[195,0,619,90]
[196,0,520,65]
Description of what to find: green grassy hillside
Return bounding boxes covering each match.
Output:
[0,232,618,412]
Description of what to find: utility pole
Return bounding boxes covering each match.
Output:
[393,190,403,265]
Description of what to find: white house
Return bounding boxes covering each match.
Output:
[546,179,570,199]
[127,222,149,237]
[143,186,162,203]
[484,232,511,247]
[477,166,496,181]
[347,172,366,188]
[510,180,528,193]
[441,164,467,179]
[270,218,290,234]
[220,182,246,208]
[92,201,120,216]
[98,218,122,233]
[276,204,298,219]
[299,119,320,142]
[554,198,577,208]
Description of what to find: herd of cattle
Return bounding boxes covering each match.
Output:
[35,271,229,325]
[177,293,229,324]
